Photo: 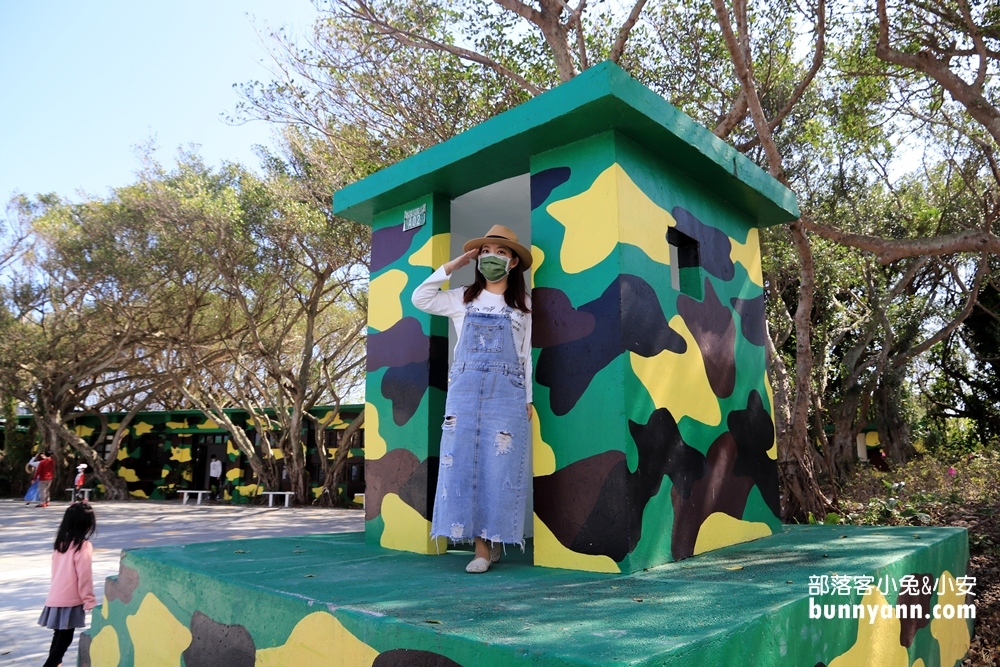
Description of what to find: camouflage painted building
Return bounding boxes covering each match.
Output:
[334,61,799,572]
[5,405,365,503]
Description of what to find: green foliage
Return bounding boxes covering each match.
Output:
[0,146,369,499]
[1,0,997,505]
[917,261,1000,452]
[842,451,1000,527]
[918,415,989,463]
[806,511,843,525]
[0,397,36,497]
[236,1,536,168]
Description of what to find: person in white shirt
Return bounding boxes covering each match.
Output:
[411,224,532,573]
[208,454,223,501]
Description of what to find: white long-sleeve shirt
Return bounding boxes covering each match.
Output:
[411,266,533,403]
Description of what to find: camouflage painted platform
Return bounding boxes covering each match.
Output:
[82,524,972,666]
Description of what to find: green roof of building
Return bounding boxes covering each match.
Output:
[333,61,799,227]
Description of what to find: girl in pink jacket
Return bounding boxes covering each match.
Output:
[38,502,97,667]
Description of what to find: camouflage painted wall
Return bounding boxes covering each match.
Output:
[41,407,364,503]
[362,131,781,571]
[81,526,974,667]
[364,193,451,553]
[71,413,232,501]
[529,131,781,573]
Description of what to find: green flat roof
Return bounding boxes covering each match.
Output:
[334,61,798,227]
[6,404,365,431]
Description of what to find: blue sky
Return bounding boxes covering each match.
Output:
[0,0,320,206]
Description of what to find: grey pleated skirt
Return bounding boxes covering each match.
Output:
[38,605,85,629]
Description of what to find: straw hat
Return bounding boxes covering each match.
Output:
[463,225,533,269]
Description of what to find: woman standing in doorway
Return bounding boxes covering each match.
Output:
[412,225,533,573]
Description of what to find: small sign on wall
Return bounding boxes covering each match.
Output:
[403,204,426,231]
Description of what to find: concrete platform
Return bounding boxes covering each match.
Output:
[83,525,974,666]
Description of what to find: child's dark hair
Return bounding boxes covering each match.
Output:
[53,503,96,553]
[463,260,531,313]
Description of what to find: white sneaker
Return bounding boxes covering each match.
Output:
[465,557,492,573]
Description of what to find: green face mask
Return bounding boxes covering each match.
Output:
[478,253,512,283]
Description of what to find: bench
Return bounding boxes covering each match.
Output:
[66,488,93,501]
[261,491,294,507]
[181,490,211,505]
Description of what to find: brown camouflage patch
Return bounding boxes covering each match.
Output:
[182,610,256,667]
[898,573,933,648]
[373,648,464,666]
[677,280,736,399]
[364,448,421,521]
[104,563,140,605]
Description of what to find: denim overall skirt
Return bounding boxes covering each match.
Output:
[431,308,530,546]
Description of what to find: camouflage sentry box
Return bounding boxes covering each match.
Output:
[334,61,799,573]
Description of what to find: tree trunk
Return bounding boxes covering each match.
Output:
[712,0,832,520]
[767,333,829,519]
[174,384,280,497]
[875,370,914,464]
[780,223,834,521]
[765,332,792,458]
[521,0,578,82]
[282,408,308,506]
[230,423,279,495]
[54,419,130,500]
[32,409,69,497]
[317,410,364,508]
[828,391,864,483]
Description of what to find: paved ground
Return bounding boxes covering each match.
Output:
[0,498,363,666]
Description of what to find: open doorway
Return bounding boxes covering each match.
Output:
[191,435,228,493]
[449,173,533,535]
[449,173,532,359]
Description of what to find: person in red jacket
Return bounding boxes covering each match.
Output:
[35,451,55,508]
[39,502,97,667]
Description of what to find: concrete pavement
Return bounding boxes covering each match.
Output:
[0,498,363,666]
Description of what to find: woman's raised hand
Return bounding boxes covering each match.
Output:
[443,248,480,275]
